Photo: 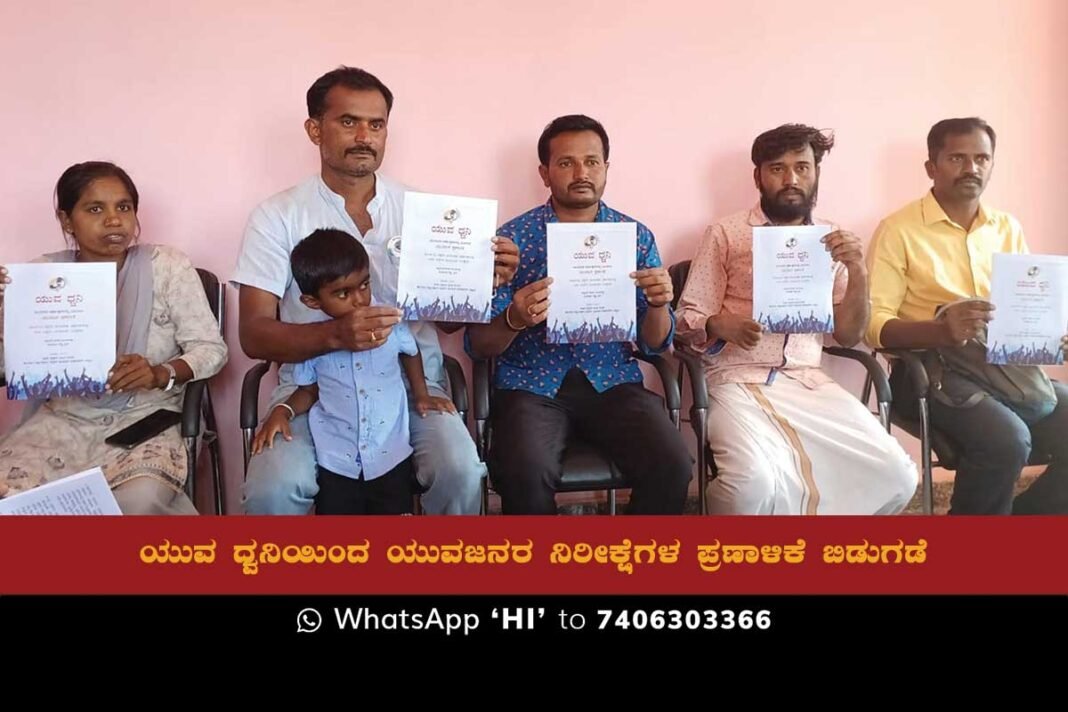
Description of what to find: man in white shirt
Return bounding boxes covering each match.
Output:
[232,66,518,514]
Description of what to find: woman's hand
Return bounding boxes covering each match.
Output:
[107,354,167,393]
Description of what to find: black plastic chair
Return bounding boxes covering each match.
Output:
[875,348,1053,514]
[471,352,681,515]
[240,353,470,512]
[183,268,225,514]
[667,259,893,514]
[0,267,225,514]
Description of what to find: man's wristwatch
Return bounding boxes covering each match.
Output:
[160,362,177,392]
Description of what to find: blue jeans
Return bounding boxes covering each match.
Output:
[893,371,1068,515]
[243,384,485,515]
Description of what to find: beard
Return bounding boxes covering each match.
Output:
[552,181,601,210]
[760,181,818,224]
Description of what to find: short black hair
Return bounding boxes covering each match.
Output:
[55,161,139,217]
[306,66,394,119]
[291,229,370,296]
[751,124,835,167]
[537,114,610,165]
[927,117,996,161]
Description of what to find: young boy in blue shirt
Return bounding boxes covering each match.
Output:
[251,228,454,514]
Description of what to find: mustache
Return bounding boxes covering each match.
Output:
[777,187,806,199]
[346,144,377,157]
[568,181,595,191]
[956,175,982,185]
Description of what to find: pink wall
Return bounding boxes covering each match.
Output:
[2,0,1065,509]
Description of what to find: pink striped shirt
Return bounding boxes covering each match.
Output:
[675,204,848,389]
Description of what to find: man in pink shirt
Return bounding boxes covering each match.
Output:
[675,124,916,514]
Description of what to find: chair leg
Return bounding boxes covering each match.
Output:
[861,370,874,409]
[481,477,490,515]
[242,428,254,480]
[676,367,684,406]
[207,432,222,515]
[693,407,709,515]
[184,435,198,510]
[878,401,891,434]
[918,396,935,515]
[608,489,617,515]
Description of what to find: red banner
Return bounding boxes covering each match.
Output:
[1,516,1065,594]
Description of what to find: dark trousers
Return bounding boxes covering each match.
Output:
[892,369,1068,514]
[489,369,693,514]
[315,457,414,515]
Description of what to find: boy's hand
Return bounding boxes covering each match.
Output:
[251,406,293,455]
[414,395,457,418]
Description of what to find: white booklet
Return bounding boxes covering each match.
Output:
[396,191,497,323]
[751,225,835,333]
[0,467,121,515]
[4,262,116,400]
[546,222,637,344]
[986,253,1068,365]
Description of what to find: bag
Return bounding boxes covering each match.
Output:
[924,307,1056,423]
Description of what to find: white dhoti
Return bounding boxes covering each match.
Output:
[706,377,917,514]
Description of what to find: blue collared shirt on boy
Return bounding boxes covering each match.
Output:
[294,322,418,480]
[471,199,675,397]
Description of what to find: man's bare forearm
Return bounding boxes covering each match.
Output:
[239,316,341,363]
[467,308,522,359]
[879,318,951,349]
[832,270,869,348]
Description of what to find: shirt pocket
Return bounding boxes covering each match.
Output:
[145,305,177,361]
[314,355,354,400]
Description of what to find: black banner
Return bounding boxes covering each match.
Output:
[3,595,1064,647]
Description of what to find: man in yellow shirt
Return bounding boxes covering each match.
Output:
[867,117,1068,514]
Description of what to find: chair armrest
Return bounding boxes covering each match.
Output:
[443,355,468,414]
[633,351,681,413]
[472,358,492,422]
[672,346,709,410]
[823,346,892,405]
[240,361,272,430]
[182,379,207,438]
[877,348,930,397]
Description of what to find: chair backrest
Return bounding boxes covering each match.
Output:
[668,260,691,311]
[195,268,224,333]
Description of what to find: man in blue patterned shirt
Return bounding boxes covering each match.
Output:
[466,115,692,514]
